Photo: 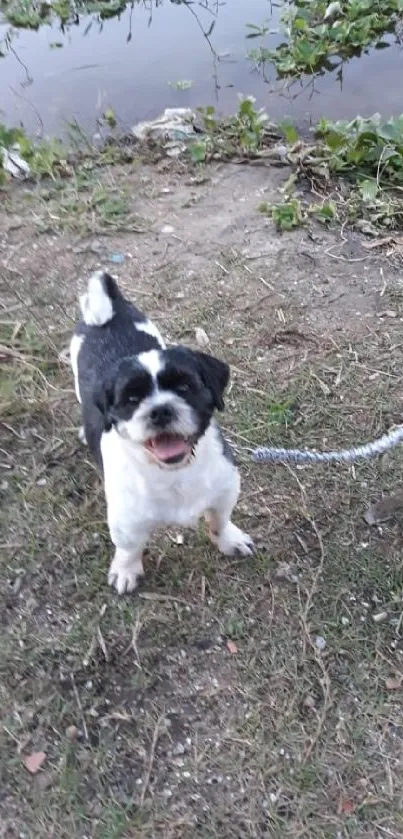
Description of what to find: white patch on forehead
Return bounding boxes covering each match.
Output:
[136,319,166,349]
[138,349,164,382]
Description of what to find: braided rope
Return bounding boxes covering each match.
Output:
[251,424,403,464]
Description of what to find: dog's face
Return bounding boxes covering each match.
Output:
[96,347,229,468]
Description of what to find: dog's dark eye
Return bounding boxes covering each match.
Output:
[128,395,139,404]
[177,383,190,394]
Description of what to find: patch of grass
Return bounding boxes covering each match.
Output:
[3,252,403,836]
[248,0,402,77]
[37,177,144,234]
[7,149,147,234]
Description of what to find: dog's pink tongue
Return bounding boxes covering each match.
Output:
[152,434,189,461]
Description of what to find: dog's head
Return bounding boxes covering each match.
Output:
[95,347,229,468]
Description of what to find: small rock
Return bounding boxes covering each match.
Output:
[172,742,185,756]
[385,676,403,691]
[65,725,78,742]
[161,225,175,235]
[373,611,388,623]
[274,143,288,159]
[195,327,210,348]
[90,239,104,254]
[12,576,22,595]
[23,751,46,774]
[324,0,342,19]
[314,635,326,651]
[274,561,294,580]
[35,770,53,790]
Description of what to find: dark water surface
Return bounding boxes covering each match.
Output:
[1,0,403,139]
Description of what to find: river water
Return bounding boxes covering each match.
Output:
[1,0,403,139]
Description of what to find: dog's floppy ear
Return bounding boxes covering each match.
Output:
[94,378,115,431]
[194,351,230,411]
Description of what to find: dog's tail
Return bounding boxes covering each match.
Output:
[79,271,122,327]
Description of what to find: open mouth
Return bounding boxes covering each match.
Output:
[144,433,193,465]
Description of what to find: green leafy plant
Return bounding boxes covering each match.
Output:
[1,0,128,28]
[288,114,403,232]
[0,122,67,184]
[189,96,273,162]
[248,0,403,77]
[315,114,403,183]
[267,198,304,232]
[103,107,117,129]
[168,79,193,90]
[313,200,337,224]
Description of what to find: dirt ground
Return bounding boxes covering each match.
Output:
[1,156,403,838]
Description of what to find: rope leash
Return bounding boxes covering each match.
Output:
[251,424,403,464]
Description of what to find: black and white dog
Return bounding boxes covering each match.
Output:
[70,271,254,594]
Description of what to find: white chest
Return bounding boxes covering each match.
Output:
[101,424,235,531]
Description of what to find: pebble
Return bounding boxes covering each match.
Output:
[373,611,388,623]
[195,327,210,348]
[314,635,327,651]
[65,725,78,742]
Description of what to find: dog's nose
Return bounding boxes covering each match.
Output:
[150,404,175,428]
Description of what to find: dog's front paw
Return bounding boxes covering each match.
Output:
[213,523,255,557]
[108,551,144,595]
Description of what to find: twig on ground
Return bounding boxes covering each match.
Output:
[70,673,89,742]
[140,715,165,806]
[297,516,332,764]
